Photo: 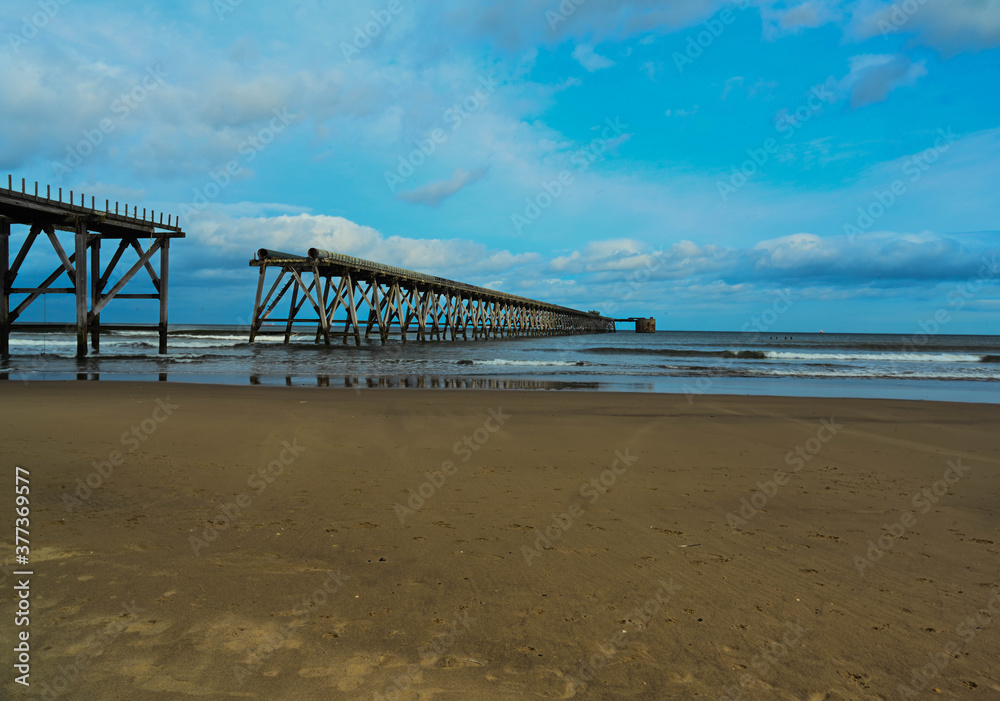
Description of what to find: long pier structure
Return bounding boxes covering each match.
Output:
[248,248,618,345]
[0,176,184,357]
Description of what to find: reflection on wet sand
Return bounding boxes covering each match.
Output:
[247,374,619,391]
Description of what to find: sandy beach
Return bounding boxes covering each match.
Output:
[1,382,998,700]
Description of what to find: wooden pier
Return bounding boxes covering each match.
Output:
[0,176,184,357]
[249,248,617,345]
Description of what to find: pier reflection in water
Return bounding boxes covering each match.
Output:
[248,375,608,391]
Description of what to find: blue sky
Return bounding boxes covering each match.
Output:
[2,0,999,333]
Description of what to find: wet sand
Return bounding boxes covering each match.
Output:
[1,381,998,700]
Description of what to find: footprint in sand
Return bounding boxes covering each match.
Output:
[297,655,380,691]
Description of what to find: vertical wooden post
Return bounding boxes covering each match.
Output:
[74,219,87,357]
[415,288,427,341]
[0,217,8,358]
[457,294,467,341]
[345,273,361,346]
[314,265,330,346]
[369,277,387,344]
[284,281,299,343]
[90,236,101,352]
[394,284,407,342]
[158,236,170,354]
[249,265,266,342]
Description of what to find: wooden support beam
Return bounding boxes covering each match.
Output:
[74,219,87,357]
[130,238,161,291]
[90,238,162,318]
[9,254,77,322]
[288,271,325,331]
[89,236,101,352]
[355,279,378,340]
[454,294,466,340]
[424,290,435,340]
[45,226,77,287]
[97,238,130,291]
[389,282,406,342]
[248,266,268,342]
[158,237,169,354]
[9,224,40,283]
[256,270,295,328]
[315,275,334,344]
[444,294,457,341]
[0,217,8,357]
[284,279,299,343]
[312,263,330,346]
[370,277,388,343]
[344,273,361,346]
[321,277,349,343]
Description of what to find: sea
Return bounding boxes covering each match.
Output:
[2,326,998,404]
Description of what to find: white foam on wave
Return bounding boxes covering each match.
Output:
[765,351,983,363]
[752,367,998,380]
[473,359,588,367]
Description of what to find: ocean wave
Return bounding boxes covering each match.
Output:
[469,359,589,367]
[582,346,993,364]
[765,351,984,363]
[583,346,764,359]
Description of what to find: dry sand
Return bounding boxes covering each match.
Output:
[1,381,998,700]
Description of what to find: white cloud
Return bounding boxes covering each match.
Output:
[839,54,927,108]
[721,76,745,99]
[572,44,616,72]
[546,231,998,286]
[640,60,662,81]
[849,0,1000,55]
[762,0,843,37]
[190,210,540,279]
[396,166,489,207]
